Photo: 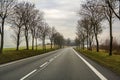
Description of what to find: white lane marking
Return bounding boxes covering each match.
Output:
[40,53,62,68]
[40,62,48,68]
[40,53,63,68]
[20,51,63,80]
[54,54,61,58]
[49,58,54,62]
[20,69,37,80]
[54,56,57,58]
[73,49,107,80]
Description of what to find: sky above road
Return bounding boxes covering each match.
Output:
[18,0,81,39]
[4,0,120,48]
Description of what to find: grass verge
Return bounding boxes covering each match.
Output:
[0,48,59,65]
[75,49,120,76]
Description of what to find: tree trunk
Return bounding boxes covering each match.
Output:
[36,38,37,50]
[87,31,89,50]
[94,26,99,52]
[32,35,34,50]
[109,14,113,56]
[95,34,99,52]
[16,29,20,51]
[25,30,29,50]
[0,19,5,54]
[89,39,92,51]
[95,33,99,52]
[83,40,84,50]
[42,38,46,51]
[50,40,52,49]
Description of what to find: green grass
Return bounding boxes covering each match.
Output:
[3,45,52,50]
[0,46,59,65]
[75,49,120,76]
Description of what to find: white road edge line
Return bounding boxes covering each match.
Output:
[73,49,108,80]
[40,62,48,68]
[20,69,37,80]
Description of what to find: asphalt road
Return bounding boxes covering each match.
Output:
[0,48,120,80]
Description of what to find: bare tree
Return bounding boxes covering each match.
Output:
[11,26,23,50]
[39,22,50,51]
[76,20,86,50]
[77,17,94,50]
[88,27,94,51]
[103,0,116,55]
[79,18,90,49]
[29,9,44,50]
[49,27,56,49]
[75,37,81,49]
[34,25,41,50]
[10,3,25,50]
[29,10,38,50]
[104,0,120,55]
[53,32,64,48]
[80,0,104,52]
[16,2,35,50]
[0,0,16,53]
[85,17,94,50]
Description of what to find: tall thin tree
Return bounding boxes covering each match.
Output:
[0,0,15,53]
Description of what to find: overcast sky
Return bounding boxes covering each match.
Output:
[4,0,120,48]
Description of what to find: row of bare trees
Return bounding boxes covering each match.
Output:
[11,2,42,51]
[0,0,65,53]
[75,0,119,56]
[11,2,65,51]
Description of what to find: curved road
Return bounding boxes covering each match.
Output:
[0,48,120,80]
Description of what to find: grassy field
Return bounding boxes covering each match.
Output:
[0,46,59,65]
[3,45,51,51]
[75,49,120,76]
